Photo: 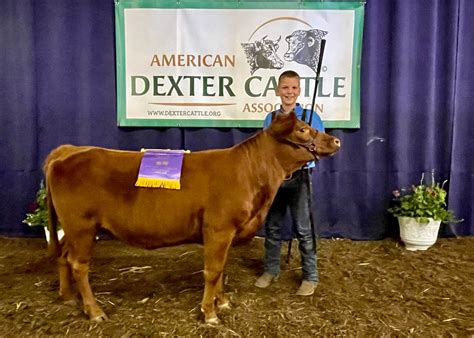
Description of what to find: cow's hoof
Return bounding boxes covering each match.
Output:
[217,301,231,311]
[205,316,220,325]
[59,292,80,305]
[85,307,108,321]
[91,313,108,322]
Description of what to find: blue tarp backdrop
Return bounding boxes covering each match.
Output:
[0,0,473,239]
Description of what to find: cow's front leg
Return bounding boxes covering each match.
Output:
[201,229,234,324]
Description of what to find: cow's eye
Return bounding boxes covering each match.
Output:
[299,127,306,133]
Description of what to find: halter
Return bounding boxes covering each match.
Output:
[271,108,318,156]
[281,133,318,181]
[283,130,318,157]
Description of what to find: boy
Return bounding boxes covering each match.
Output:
[255,70,324,296]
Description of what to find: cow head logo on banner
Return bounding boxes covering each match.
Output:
[241,20,328,75]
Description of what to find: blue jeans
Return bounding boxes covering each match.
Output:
[263,169,318,282]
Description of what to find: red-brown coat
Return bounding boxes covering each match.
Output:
[44,112,340,324]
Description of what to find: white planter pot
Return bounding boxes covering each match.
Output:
[44,227,64,243]
[398,216,441,251]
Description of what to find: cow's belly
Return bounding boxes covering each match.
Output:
[101,214,203,249]
[91,187,204,248]
[88,195,203,249]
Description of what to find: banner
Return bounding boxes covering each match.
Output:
[115,1,364,128]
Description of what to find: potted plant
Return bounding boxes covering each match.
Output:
[23,180,63,242]
[388,172,461,251]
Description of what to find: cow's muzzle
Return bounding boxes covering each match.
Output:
[313,137,341,160]
[287,135,341,160]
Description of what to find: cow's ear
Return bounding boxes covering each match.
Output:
[268,111,297,138]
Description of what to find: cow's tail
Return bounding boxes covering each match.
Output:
[43,151,62,258]
[45,182,61,257]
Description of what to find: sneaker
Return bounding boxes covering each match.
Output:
[295,280,317,296]
[254,272,278,288]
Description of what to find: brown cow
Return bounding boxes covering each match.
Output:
[44,112,340,324]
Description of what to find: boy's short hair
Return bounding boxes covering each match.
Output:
[278,70,300,84]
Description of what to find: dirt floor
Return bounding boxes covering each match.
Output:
[0,235,473,337]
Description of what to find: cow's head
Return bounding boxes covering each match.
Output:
[268,111,340,162]
[254,36,284,70]
[284,29,328,70]
[284,30,309,62]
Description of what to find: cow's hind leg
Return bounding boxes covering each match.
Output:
[201,229,234,324]
[67,231,107,321]
[57,239,79,305]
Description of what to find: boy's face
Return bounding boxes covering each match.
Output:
[277,76,301,109]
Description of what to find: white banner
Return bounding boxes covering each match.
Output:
[115,2,364,128]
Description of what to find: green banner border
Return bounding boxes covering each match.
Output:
[115,1,364,128]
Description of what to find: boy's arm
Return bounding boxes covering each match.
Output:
[263,113,272,129]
